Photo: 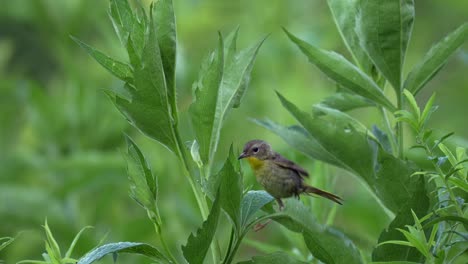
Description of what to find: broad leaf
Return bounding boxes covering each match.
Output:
[182,191,221,264]
[189,35,224,165]
[284,29,396,111]
[109,0,134,47]
[71,37,133,83]
[114,5,178,153]
[372,177,430,262]
[277,92,416,212]
[190,31,264,168]
[405,23,468,95]
[238,252,308,264]
[240,190,274,228]
[77,0,179,153]
[207,148,243,230]
[327,0,373,73]
[154,0,178,122]
[356,0,415,92]
[124,135,158,214]
[269,199,361,264]
[253,119,345,168]
[319,92,375,112]
[77,242,170,264]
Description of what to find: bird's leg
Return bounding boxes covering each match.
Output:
[276,198,284,211]
[254,219,271,232]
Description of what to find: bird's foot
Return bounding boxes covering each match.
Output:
[253,219,271,232]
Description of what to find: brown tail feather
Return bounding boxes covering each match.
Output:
[304,185,343,205]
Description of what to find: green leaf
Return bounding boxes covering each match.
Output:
[71,36,133,83]
[444,241,468,264]
[356,0,415,91]
[422,215,468,229]
[372,125,392,154]
[190,31,265,167]
[0,237,15,251]
[277,92,371,177]
[44,219,62,263]
[124,135,158,215]
[319,92,375,112]
[154,0,178,122]
[240,190,274,228]
[448,177,468,192]
[403,90,420,120]
[114,6,178,153]
[182,191,221,264]
[372,177,430,262]
[253,119,344,168]
[109,0,134,47]
[189,34,224,165]
[77,242,170,264]
[277,92,416,212]
[326,0,373,73]
[284,29,396,111]
[405,23,468,95]
[372,262,420,264]
[420,93,436,128]
[218,148,243,231]
[269,199,361,264]
[238,252,309,264]
[65,226,93,259]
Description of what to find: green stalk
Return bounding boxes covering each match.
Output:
[222,228,235,264]
[173,130,221,263]
[152,221,178,264]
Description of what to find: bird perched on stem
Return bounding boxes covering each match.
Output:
[238,139,342,211]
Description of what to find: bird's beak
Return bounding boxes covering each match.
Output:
[238,152,248,160]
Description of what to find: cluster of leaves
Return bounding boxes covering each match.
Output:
[23,0,467,263]
[17,221,91,264]
[72,0,361,262]
[255,0,468,263]
[71,0,317,263]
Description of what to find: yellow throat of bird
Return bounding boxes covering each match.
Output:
[247,157,264,170]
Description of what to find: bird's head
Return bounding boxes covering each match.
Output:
[238,140,274,160]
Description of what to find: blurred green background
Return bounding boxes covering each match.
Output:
[0,0,466,263]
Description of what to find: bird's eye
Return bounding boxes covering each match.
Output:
[252,147,259,153]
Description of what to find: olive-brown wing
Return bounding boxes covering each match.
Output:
[272,153,309,178]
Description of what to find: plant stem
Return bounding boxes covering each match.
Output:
[222,228,235,264]
[152,221,178,264]
[224,231,247,264]
[173,130,221,263]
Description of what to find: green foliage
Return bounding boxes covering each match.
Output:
[262,0,468,262]
[75,0,180,154]
[356,0,415,92]
[284,29,396,111]
[5,0,466,263]
[0,237,15,252]
[238,252,308,264]
[77,242,170,264]
[267,199,361,264]
[18,221,91,264]
[405,23,468,95]
[182,191,221,264]
[189,29,264,170]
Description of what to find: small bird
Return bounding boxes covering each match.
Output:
[238,139,342,211]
